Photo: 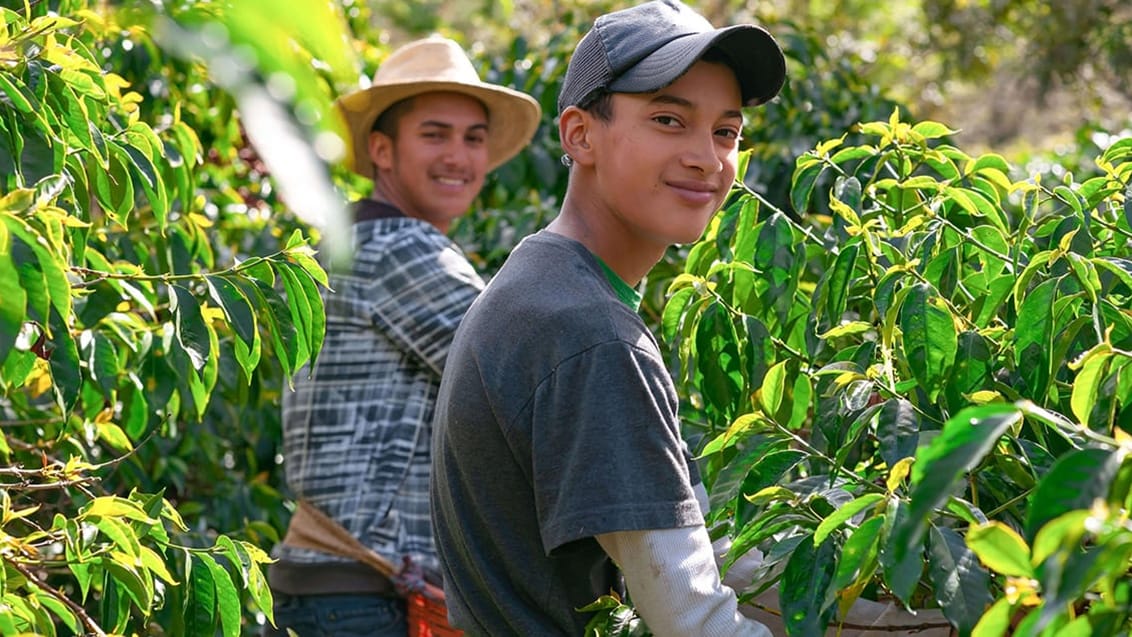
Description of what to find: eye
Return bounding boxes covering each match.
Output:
[715,127,741,141]
[653,115,682,128]
[466,131,487,146]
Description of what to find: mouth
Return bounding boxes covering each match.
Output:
[433,176,470,187]
[667,179,720,204]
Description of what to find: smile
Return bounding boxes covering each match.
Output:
[667,180,718,204]
[434,176,469,186]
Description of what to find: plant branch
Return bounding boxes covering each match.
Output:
[745,599,955,632]
[7,559,107,637]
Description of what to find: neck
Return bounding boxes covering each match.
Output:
[370,183,450,234]
[548,189,666,286]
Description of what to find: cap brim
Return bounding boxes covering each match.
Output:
[608,25,785,107]
[335,81,541,178]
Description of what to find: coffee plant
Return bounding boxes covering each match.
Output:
[588,112,1131,635]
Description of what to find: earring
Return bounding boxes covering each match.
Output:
[560,154,574,167]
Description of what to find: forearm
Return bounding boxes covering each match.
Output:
[596,526,772,637]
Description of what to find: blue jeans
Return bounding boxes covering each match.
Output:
[262,593,407,637]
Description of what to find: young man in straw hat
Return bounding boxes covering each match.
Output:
[265,36,540,637]
[431,1,785,635]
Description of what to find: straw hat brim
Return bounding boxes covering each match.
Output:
[336,80,541,177]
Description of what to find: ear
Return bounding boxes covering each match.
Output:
[367,130,394,172]
[558,106,597,167]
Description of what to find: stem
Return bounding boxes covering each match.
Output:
[70,254,276,284]
[984,487,1034,519]
[7,560,107,637]
[938,218,1015,264]
[744,598,955,632]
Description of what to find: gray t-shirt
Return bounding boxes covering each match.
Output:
[431,231,703,636]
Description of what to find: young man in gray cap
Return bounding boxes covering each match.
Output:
[431,1,785,635]
[266,36,540,636]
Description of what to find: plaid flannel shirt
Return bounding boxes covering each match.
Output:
[276,202,484,578]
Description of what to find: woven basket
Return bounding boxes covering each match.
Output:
[407,591,462,637]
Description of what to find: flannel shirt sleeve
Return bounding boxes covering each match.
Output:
[362,227,484,377]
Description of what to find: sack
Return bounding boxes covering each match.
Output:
[284,500,462,637]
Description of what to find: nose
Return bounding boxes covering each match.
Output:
[441,143,466,166]
[682,131,724,175]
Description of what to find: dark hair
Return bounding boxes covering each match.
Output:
[578,89,614,122]
[371,96,417,139]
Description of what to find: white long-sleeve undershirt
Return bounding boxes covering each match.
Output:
[593,483,772,637]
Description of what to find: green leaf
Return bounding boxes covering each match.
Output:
[1031,510,1089,567]
[892,404,1022,567]
[208,274,260,374]
[881,499,924,605]
[1065,252,1101,304]
[695,302,743,417]
[814,493,885,545]
[139,545,178,585]
[82,495,156,523]
[760,360,787,417]
[876,398,919,469]
[912,120,958,139]
[92,515,142,558]
[95,143,136,226]
[1014,277,1057,400]
[1070,349,1111,427]
[123,382,149,439]
[103,552,154,614]
[662,286,695,343]
[828,514,884,597]
[928,525,992,634]
[170,284,211,370]
[791,156,823,214]
[948,330,993,402]
[6,216,72,319]
[829,145,876,166]
[34,591,80,635]
[972,597,1015,637]
[248,277,300,378]
[199,552,241,637]
[87,331,118,399]
[186,553,218,637]
[1025,448,1122,542]
[278,261,325,370]
[781,535,837,636]
[900,282,958,400]
[966,521,1032,577]
[46,306,81,414]
[0,219,25,367]
[119,140,170,229]
[0,72,34,112]
[238,538,275,619]
[741,449,806,496]
[819,242,859,332]
[1092,257,1132,293]
[785,372,812,431]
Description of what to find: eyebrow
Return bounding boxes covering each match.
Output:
[647,94,742,121]
[418,120,490,132]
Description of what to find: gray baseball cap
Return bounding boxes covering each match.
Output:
[557,0,786,114]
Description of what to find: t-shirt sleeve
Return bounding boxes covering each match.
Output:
[363,233,484,376]
[530,340,704,553]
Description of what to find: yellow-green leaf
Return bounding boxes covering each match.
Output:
[966,521,1032,577]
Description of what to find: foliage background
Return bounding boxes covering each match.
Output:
[0,0,1129,635]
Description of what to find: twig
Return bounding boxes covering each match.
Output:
[747,599,955,633]
[7,559,108,637]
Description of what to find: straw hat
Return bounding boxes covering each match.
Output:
[336,36,542,177]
